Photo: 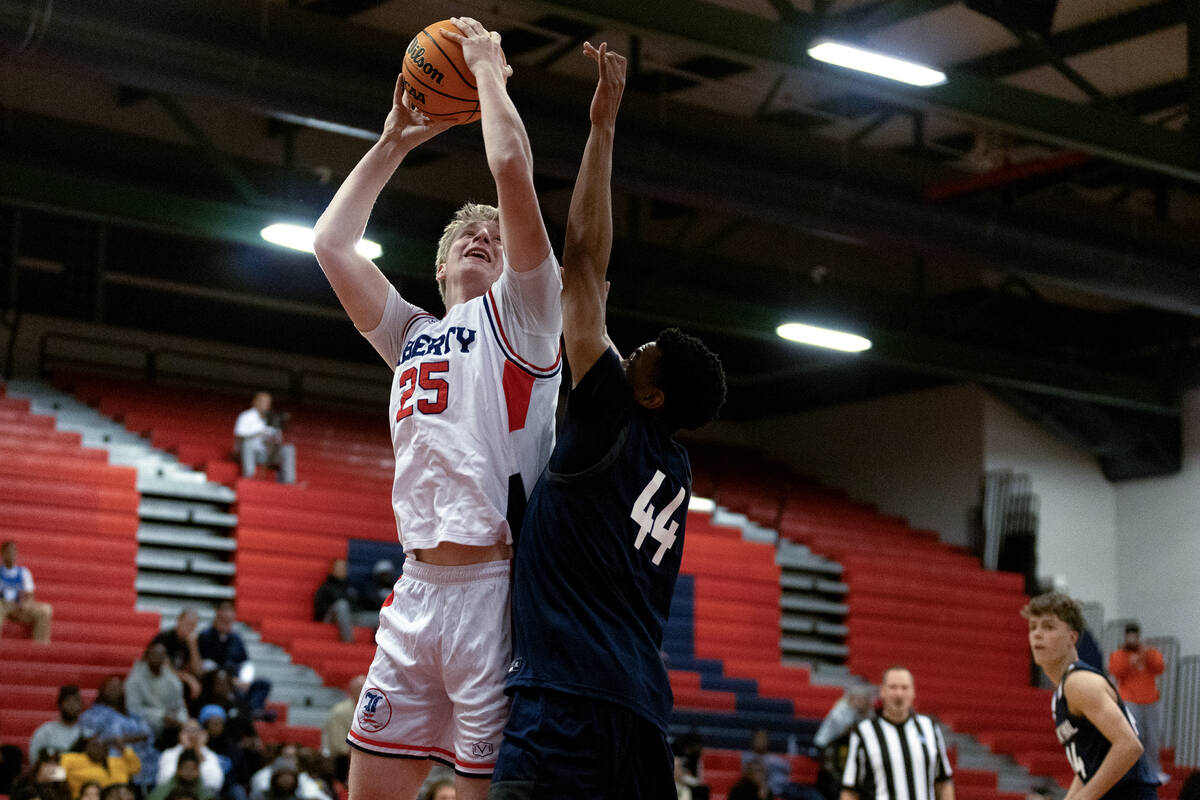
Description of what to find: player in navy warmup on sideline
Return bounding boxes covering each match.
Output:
[488,42,727,799]
[1023,593,1160,800]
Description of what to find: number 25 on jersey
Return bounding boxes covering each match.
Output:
[630,470,686,566]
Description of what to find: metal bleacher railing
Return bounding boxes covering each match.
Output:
[37,330,380,408]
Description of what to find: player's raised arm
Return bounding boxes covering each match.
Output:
[444,17,550,273]
[1062,671,1145,800]
[562,42,627,383]
[313,77,450,332]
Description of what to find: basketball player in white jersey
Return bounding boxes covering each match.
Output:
[312,17,561,800]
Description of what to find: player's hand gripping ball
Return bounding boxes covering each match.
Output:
[402,18,495,125]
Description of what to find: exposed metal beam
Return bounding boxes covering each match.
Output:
[830,0,960,33]
[541,0,1200,181]
[956,1,1185,78]
[2,0,1200,318]
[615,286,1178,415]
[1188,0,1200,145]
[0,160,432,277]
[0,156,1178,415]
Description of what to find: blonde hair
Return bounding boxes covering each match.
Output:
[1021,591,1085,632]
[435,202,499,300]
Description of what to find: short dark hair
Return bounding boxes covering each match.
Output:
[654,328,727,432]
[57,685,81,704]
[1021,591,1085,632]
[177,749,200,768]
[1125,622,1140,634]
[881,664,911,683]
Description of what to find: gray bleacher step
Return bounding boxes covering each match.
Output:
[136,575,236,600]
[138,522,236,551]
[244,643,293,665]
[140,498,237,527]
[136,550,236,577]
[138,475,236,503]
[781,634,849,658]
[777,550,843,576]
[140,598,219,621]
[780,618,850,637]
[780,574,847,595]
[808,663,854,683]
[286,706,338,728]
[269,682,348,710]
[814,578,848,595]
[782,596,848,615]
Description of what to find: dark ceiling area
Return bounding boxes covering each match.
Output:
[1,0,1199,479]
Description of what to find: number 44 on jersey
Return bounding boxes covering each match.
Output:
[630,470,686,566]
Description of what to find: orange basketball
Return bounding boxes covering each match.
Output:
[402,19,480,125]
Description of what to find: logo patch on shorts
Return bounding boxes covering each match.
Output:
[357,687,392,733]
[470,741,494,758]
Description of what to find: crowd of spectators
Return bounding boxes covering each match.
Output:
[6,604,333,800]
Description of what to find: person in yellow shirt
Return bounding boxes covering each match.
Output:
[61,735,141,798]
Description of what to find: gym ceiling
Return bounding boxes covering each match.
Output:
[1,0,1197,478]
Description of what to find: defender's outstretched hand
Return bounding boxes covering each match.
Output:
[442,16,514,81]
[583,41,627,129]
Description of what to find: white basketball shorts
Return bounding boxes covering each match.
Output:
[347,559,511,777]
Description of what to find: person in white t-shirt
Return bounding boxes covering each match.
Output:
[311,17,561,800]
[0,540,52,642]
[233,392,296,483]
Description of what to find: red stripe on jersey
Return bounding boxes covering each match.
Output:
[502,359,536,433]
[400,312,437,347]
[485,288,561,374]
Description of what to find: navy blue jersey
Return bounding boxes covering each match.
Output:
[506,348,691,732]
[1054,661,1158,790]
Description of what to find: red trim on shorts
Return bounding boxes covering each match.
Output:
[348,731,496,770]
[348,731,455,761]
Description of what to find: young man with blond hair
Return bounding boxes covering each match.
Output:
[312,16,561,800]
[1023,593,1160,800]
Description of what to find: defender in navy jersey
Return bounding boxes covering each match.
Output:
[1023,593,1159,800]
[488,42,726,800]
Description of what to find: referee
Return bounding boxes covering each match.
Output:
[841,666,955,800]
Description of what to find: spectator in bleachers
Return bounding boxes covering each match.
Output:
[197,603,273,719]
[1108,622,1168,783]
[0,540,53,643]
[418,779,455,800]
[743,730,789,799]
[29,686,85,762]
[79,781,102,800]
[312,560,361,644]
[674,730,705,787]
[9,750,69,800]
[358,560,396,616]
[98,784,134,800]
[147,750,212,800]
[61,733,141,799]
[234,392,296,484]
[250,758,301,800]
[158,719,225,797]
[77,675,158,794]
[151,610,205,704]
[730,761,773,800]
[249,747,328,800]
[815,685,875,800]
[321,675,364,784]
[127,642,188,745]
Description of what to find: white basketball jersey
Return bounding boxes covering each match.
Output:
[362,253,562,553]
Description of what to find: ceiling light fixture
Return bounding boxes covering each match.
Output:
[807,40,947,87]
[776,322,872,352]
[260,223,382,260]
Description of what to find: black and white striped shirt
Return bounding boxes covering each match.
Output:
[842,713,953,800]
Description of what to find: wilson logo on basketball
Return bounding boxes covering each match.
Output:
[406,42,445,85]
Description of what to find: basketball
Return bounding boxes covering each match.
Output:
[402,19,480,125]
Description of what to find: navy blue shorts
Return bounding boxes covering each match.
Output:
[487,687,676,800]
